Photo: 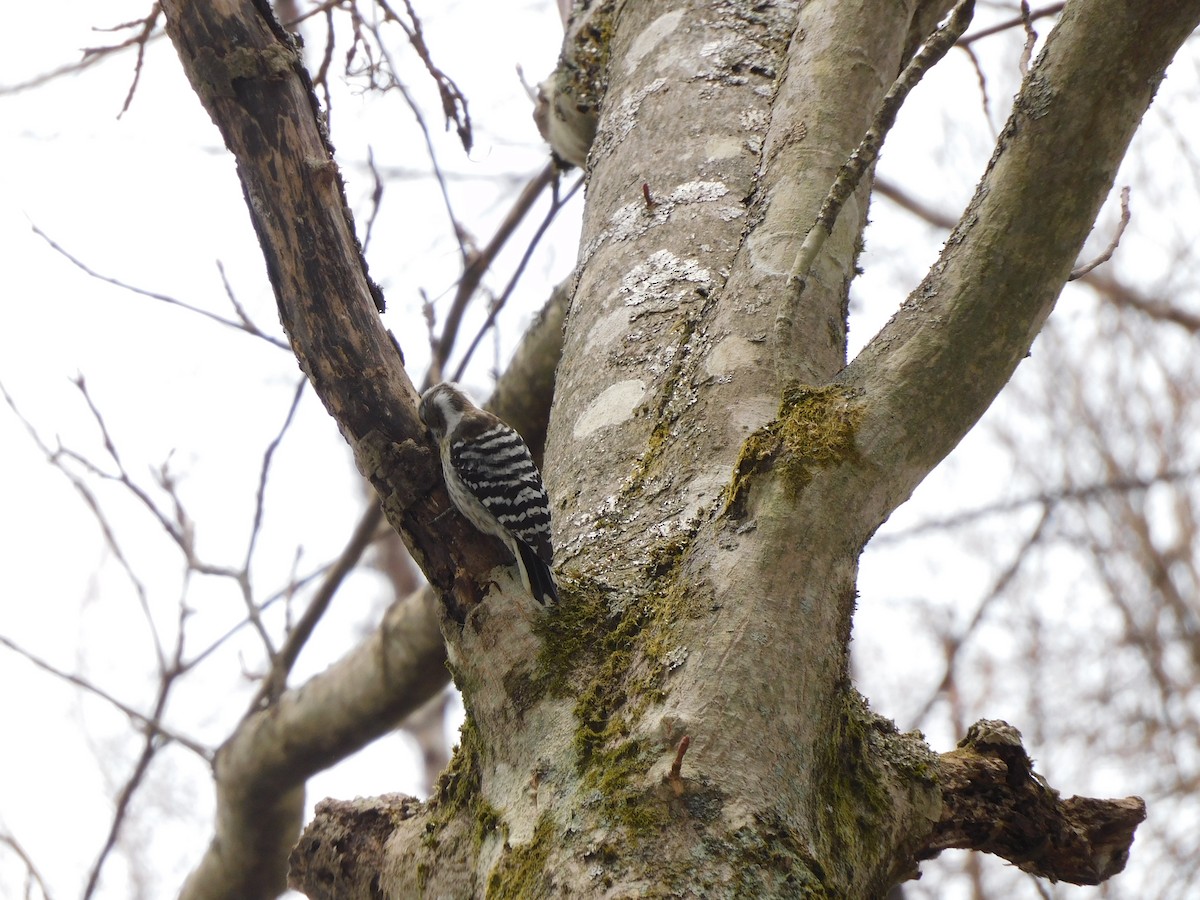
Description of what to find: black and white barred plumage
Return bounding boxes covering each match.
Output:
[418,382,558,605]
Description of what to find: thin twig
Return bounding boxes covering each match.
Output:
[240,376,308,679]
[958,2,1065,47]
[32,224,288,349]
[377,0,472,151]
[1070,187,1131,280]
[0,5,165,100]
[786,0,974,287]
[70,377,190,549]
[82,626,185,900]
[250,503,385,712]
[874,177,957,229]
[214,259,278,339]
[0,53,106,95]
[311,5,337,111]
[111,4,162,117]
[872,466,1198,544]
[362,146,386,254]
[959,41,995,138]
[185,562,332,670]
[0,634,210,760]
[0,832,55,900]
[283,0,343,27]
[2,380,167,664]
[434,162,557,378]
[452,170,582,382]
[244,378,307,570]
[369,28,471,265]
[907,508,1050,726]
[1017,0,1038,75]
[877,178,1199,333]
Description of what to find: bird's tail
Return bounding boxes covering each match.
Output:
[517,541,559,605]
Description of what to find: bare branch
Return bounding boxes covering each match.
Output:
[785,0,974,285]
[245,377,307,571]
[958,2,1065,47]
[777,0,975,382]
[873,467,1199,542]
[0,5,165,98]
[232,377,309,662]
[0,53,106,95]
[376,0,472,152]
[250,501,385,712]
[1086,270,1200,332]
[106,4,162,117]
[214,260,281,340]
[906,509,1051,726]
[185,561,332,670]
[451,170,582,382]
[877,177,1200,332]
[0,832,54,900]
[874,176,957,228]
[0,634,210,760]
[361,146,386,254]
[845,0,1200,541]
[433,162,557,381]
[84,606,191,900]
[958,40,995,137]
[310,4,337,110]
[32,224,288,349]
[68,377,200,556]
[365,23,472,265]
[2,380,167,661]
[924,720,1145,885]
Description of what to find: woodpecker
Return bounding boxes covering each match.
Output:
[534,74,598,169]
[418,382,558,605]
[533,0,613,168]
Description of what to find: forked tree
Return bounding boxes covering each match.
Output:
[156,1,1200,897]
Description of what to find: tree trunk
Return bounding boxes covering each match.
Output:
[161,0,1200,897]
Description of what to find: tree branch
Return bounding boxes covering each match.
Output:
[843,0,1200,535]
[289,794,423,900]
[924,720,1145,885]
[783,0,973,287]
[179,584,445,900]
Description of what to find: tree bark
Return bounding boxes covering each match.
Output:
[160,0,1200,897]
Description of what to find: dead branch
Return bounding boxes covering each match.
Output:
[923,720,1145,885]
[289,794,423,900]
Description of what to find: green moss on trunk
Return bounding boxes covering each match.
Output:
[725,385,864,518]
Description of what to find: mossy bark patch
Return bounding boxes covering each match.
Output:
[530,538,702,833]
[485,813,556,900]
[724,384,864,518]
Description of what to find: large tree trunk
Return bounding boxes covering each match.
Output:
[163,0,1199,897]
